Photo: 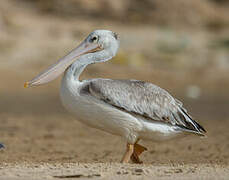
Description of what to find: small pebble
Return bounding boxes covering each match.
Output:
[135,168,143,173]
[174,169,183,173]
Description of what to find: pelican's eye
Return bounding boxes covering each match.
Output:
[90,35,99,43]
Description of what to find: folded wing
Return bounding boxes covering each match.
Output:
[88,79,206,134]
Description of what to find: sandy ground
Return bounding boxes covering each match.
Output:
[1,163,229,180]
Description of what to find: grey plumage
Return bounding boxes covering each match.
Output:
[88,79,206,134]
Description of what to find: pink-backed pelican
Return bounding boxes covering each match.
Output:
[24,30,206,163]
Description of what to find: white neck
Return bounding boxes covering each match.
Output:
[64,58,88,82]
[63,48,115,82]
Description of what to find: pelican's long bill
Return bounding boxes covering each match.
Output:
[24,41,102,88]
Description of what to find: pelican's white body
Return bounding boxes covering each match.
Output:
[60,72,183,144]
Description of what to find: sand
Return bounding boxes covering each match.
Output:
[1,163,229,180]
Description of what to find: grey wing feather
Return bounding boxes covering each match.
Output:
[88,79,206,134]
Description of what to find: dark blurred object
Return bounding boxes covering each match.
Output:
[0,143,5,149]
[210,0,229,5]
[16,0,229,28]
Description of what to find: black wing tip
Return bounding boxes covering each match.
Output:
[192,120,206,133]
[180,107,206,134]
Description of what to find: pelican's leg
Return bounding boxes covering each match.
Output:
[121,143,134,163]
[131,143,147,164]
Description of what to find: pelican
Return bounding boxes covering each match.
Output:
[24,30,206,163]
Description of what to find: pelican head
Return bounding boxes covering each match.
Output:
[24,30,119,88]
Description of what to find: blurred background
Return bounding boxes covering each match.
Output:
[0,0,228,164]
